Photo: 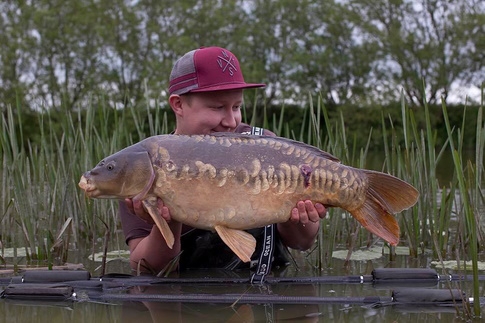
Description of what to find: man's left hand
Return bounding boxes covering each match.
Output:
[290,200,327,224]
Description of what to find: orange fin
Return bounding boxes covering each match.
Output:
[351,199,401,245]
[364,170,419,213]
[350,170,419,245]
[143,199,174,249]
[214,225,256,263]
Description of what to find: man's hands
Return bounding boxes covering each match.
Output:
[124,198,171,224]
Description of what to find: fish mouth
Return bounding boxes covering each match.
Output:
[78,175,96,195]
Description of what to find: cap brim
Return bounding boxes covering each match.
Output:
[190,83,266,93]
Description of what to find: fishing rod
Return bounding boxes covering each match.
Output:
[1,267,484,288]
[89,288,478,307]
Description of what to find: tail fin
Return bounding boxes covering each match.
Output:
[351,170,419,245]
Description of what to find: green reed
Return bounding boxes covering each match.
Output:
[305,93,483,317]
[0,95,168,269]
[443,102,483,317]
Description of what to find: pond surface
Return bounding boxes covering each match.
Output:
[1,246,484,323]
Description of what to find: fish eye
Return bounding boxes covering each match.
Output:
[106,164,114,171]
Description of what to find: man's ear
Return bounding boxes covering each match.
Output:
[169,94,184,117]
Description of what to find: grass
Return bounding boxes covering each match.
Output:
[1,91,484,316]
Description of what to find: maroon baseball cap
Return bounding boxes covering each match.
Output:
[169,47,266,95]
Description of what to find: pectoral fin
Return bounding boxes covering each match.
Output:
[142,199,175,249]
[214,225,256,263]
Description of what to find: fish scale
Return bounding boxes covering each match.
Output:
[79,133,419,263]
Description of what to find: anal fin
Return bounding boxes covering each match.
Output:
[143,199,175,249]
[214,225,256,263]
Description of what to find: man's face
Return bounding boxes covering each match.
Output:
[173,89,243,135]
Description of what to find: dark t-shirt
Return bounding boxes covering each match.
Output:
[118,124,289,270]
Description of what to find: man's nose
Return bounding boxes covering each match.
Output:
[221,109,237,128]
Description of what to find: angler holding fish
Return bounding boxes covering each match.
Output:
[79,47,418,274]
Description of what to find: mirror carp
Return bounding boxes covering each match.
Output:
[79,133,419,262]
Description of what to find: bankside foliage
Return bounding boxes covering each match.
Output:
[5,100,483,153]
[0,0,483,115]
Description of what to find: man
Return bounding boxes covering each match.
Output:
[119,46,327,274]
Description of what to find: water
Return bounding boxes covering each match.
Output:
[1,249,484,322]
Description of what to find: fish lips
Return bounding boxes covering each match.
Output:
[78,174,98,197]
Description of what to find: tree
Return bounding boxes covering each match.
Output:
[127,0,250,106]
[25,0,110,111]
[0,0,482,114]
[348,0,484,106]
[0,1,36,113]
[241,0,379,107]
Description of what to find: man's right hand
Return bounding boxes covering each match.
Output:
[124,198,172,224]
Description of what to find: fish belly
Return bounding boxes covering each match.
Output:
[157,180,298,231]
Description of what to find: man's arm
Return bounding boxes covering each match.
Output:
[127,221,182,273]
[121,199,182,273]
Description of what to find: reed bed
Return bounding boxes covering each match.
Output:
[303,94,484,318]
[1,92,484,317]
[1,100,167,268]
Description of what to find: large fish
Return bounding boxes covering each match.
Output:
[79,133,419,262]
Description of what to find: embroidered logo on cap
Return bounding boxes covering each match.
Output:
[217,50,237,76]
